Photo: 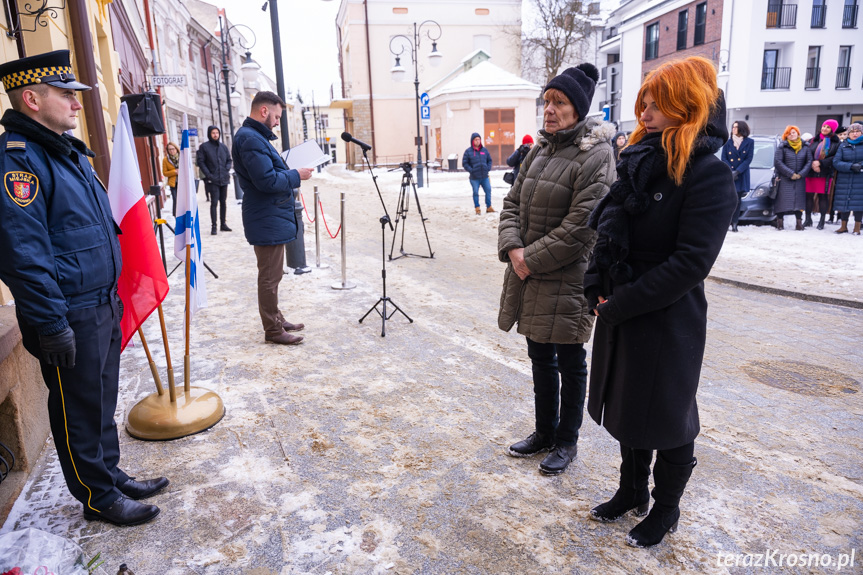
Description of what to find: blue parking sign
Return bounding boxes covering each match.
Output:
[421,105,430,120]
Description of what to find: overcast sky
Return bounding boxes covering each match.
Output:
[215,0,342,104]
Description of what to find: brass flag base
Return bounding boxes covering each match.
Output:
[126,387,225,441]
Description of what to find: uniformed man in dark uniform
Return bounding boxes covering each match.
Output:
[0,51,169,526]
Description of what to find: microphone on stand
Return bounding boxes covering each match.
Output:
[341,131,372,152]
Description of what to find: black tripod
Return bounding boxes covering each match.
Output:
[357,149,412,336]
[389,162,434,261]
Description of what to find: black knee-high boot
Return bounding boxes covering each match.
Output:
[589,445,652,522]
[626,453,697,548]
[817,213,826,230]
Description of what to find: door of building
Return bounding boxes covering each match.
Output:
[484,109,515,167]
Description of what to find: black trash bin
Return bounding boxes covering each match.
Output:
[447,153,458,172]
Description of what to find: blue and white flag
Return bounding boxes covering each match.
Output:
[174,114,207,319]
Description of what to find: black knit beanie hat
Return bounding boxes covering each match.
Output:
[544,63,600,121]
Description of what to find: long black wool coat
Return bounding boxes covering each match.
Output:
[585,123,737,451]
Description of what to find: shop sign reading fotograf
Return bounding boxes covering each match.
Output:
[150,75,187,87]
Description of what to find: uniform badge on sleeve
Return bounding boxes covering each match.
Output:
[4,170,39,207]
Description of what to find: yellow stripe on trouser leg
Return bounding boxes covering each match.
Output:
[56,366,99,512]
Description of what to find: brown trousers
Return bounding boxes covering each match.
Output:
[254,244,287,337]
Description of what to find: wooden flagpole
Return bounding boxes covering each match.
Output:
[156,304,177,402]
[137,327,164,396]
[184,244,191,393]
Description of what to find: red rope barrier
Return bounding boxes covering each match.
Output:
[300,191,341,238]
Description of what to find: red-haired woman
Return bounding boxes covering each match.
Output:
[585,56,737,548]
[773,125,813,230]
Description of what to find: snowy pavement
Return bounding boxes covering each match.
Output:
[2,165,861,574]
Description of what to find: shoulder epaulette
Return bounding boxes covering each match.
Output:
[5,133,26,152]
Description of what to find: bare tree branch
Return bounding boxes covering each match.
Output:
[522,0,595,84]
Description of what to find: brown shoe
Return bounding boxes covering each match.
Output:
[283,321,305,332]
[486,206,495,213]
[265,332,304,345]
[475,207,481,215]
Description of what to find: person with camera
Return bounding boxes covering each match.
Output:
[833,123,863,234]
[499,63,615,476]
[0,50,167,527]
[463,132,494,215]
[505,135,534,185]
[232,91,313,345]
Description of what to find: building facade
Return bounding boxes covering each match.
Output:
[334,0,524,170]
[597,0,863,135]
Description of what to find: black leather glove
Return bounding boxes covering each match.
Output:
[519,144,530,154]
[39,327,76,369]
[851,163,862,173]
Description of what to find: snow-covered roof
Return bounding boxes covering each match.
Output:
[429,60,541,99]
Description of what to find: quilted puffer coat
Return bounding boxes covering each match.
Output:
[497,117,616,344]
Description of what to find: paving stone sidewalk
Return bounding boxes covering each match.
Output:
[2,168,861,574]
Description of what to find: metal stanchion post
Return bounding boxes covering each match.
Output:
[313,186,329,269]
[331,191,356,290]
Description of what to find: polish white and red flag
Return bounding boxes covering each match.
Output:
[107,102,170,351]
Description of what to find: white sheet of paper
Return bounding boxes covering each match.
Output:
[281,140,331,169]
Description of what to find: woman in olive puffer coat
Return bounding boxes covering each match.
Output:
[498,63,616,477]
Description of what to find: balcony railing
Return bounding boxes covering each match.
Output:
[810,4,827,27]
[805,66,821,89]
[761,66,792,90]
[767,2,798,28]
[836,66,852,89]
[843,4,859,28]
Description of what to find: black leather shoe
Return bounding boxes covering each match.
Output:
[220,224,232,232]
[539,444,578,475]
[507,432,553,458]
[211,226,218,235]
[83,495,160,526]
[119,476,169,500]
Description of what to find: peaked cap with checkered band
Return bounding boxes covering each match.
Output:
[0,50,90,92]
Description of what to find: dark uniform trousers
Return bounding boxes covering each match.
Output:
[19,299,128,511]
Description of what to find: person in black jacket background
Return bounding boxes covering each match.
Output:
[232,91,313,345]
[505,134,534,183]
[0,50,167,527]
[462,132,494,214]
[197,126,232,235]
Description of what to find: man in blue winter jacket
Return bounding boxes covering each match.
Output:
[232,91,312,345]
[462,132,494,214]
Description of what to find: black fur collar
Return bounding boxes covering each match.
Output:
[1,109,94,158]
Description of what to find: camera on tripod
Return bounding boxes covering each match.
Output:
[398,161,413,173]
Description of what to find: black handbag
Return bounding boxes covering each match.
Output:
[768,172,779,199]
[503,171,515,185]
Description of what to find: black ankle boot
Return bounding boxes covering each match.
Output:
[590,446,652,522]
[507,432,553,457]
[817,213,826,230]
[626,455,696,548]
[803,211,813,227]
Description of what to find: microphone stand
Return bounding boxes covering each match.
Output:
[357,147,413,336]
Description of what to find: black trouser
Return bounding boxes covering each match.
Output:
[205,183,228,228]
[730,191,745,226]
[19,300,129,512]
[839,211,863,223]
[526,338,588,447]
[170,185,177,217]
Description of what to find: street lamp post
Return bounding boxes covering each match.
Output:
[389,20,443,188]
[216,13,256,201]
